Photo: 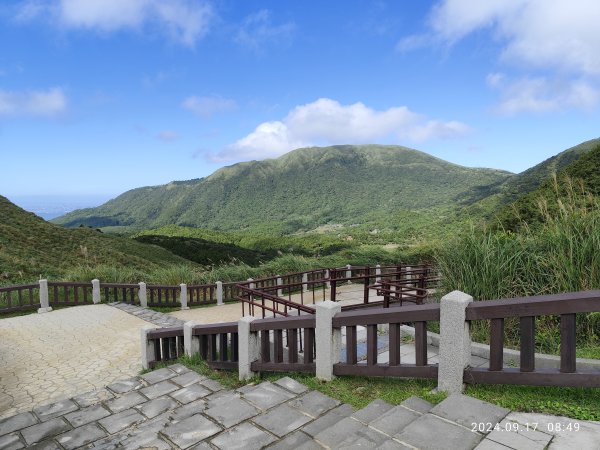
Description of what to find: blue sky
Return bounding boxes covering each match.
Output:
[1,0,599,199]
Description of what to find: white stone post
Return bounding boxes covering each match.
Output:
[375,265,381,284]
[180,284,189,310]
[184,321,200,357]
[216,281,223,306]
[346,264,352,284]
[138,282,147,308]
[405,266,413,287]
[276,276,283,297]
[37,279,52,313]
[302,273,309,293]
[141,326,156,370]
[91,279,101,304]
[238,316,259,381]
[437,290,473,394]
[324,269,331,289]
[315,300,342,381]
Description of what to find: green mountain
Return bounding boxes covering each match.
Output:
[0,195,191,283]
[53,145,513,234]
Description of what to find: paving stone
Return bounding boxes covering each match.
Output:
[137,396,179,419]
[484,417,553,450]
[252,403,312,437]
[33,399,78,422]
[168,364,191,375]
[236,384,257,394]
[399,396,433,414]
[395,414,482,450]
[273,377,309,395]
[0,412,38,436]
[170,383,212,404]
[103,413,172,450]
[430,394,510,430]
[0,433,24,450]
[204,397,260,428]
[200,378,224,392]
[351,399,394,424]
[376,440,413,449]
[25,441,62,450]
[21,418,71,446]
[266,431,321,450]
[104,391,147,413]
[140,368,176,385]
[210,422,276,450]
[302,404,354,437]
[474,440,512,449]
[72,388,115,408]
[189,442,213,450]
[64,404,110,427]
[204,391,239,408]
[288,391,341,418]
[98,409,145,434]
[242,382,296,410]
[140,380,178,400]
[170,371,206,387]
[369,405,420,436]
[122,436,172,450]
[313,417,388,449]
[169,399,207,423]
[107,378,145,395]
[56,423,106,450]
[161,413,221,448]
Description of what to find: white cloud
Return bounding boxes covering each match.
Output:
[16,0,213,46]
[182,95,237,118]
[235,9,295,51]
[156,130,179,142]
[488,75,600,115]
[0,87,67,117]
[428,0,600,75]
[210,98,469,162]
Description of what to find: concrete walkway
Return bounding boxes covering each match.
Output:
[0,305,157,420]
[1,365,598,449]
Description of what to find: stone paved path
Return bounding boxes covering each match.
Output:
[1,365,598,449]
[0,305,157,420]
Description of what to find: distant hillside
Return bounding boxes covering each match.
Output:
[54,145,513,234]
[495,142,600,230]
[0,196,191,283]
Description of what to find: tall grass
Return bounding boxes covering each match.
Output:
[436,176,600,352]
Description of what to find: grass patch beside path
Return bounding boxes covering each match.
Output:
[172,355,600,421]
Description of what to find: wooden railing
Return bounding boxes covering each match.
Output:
[464,291,600,388]
[194,321,239,370]
[0,283,39,313]
[146,326,185,369]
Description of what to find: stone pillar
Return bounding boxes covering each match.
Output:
[437,290,473,394]
[375,265,381,284]
[302,273,309,293]
[238,316,259,381]
[184,321,200,357]
[346,264,352,283]
[92,279,101,304]
[315,300,342,381]
[324,269,331,289]
[180,284,189,310]
[138,282,147,308]
[141,326,156,370]
[276,276,283,297]
[216,281,223,306]
[405,266,413,286]
[37,279,52,313]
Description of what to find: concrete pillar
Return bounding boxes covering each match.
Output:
[324,269,331,289]
[141,326,156,370]
[437,290,473,394]
[92,279,101,304]
[405,266,413,287]
[315,300,342,381]
[276,276,283,297]
[346,264,352,283]
[216,281,223,306]
[302,273,309,292]
[138,282,147,308]
[180,284,190,310]
[37,279,52,313]
[184,321,200,357]
[238,316,259,381]
[375,265,381,284]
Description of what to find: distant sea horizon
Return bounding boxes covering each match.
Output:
[7,194,114,221]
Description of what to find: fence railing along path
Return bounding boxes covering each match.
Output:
[143,289,600,391]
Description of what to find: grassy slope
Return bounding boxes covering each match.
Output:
[0,195,193,283]
[54,145,512,234]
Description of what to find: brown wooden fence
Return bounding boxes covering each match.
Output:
[0,283,39,313]
[146,326,185,369]
[194,322,239,370]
